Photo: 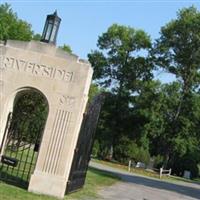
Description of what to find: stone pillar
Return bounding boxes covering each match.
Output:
[0,40,93,198]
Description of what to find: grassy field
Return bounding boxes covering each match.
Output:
[0,167,119,200]
[68,168,120,199]
[93,159,161,178]
[92,159,200,184]
[0,144,38,185]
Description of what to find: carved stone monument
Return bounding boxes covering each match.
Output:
[0,40,93,198]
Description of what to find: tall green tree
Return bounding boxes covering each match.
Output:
[0,3,33,41]
[133,80,200,177]
[152,6,200,166]
[88,24,153,160]
[153,7,200,118]
[88,24,152,91]
[153,6,200,93]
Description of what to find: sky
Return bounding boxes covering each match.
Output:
[1,0,200,82]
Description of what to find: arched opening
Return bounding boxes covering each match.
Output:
[0,88,49,188]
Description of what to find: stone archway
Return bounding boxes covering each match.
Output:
[0,40,93,198]
[0,87,49,187]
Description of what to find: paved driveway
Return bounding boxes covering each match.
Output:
[89,162,200,200]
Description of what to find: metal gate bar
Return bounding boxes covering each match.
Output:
[66,93,105,193]
[0,93,48,188]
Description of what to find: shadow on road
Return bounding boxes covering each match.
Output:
[89,164,200,200]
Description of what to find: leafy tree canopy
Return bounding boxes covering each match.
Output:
[59,44,73,54]
[153,6,200,93]
[88,24,153,93]
[0,3,33,41]
[32,33,41,41]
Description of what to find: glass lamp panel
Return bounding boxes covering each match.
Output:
[42,21,48,39]
[45,23,53,40]
[50,25,57,42]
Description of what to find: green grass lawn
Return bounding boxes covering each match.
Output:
[0,167,119,200]
[92,159,200,185]
[92,159,161,179]
[169,175,200,184]
[0,143,119,199]
[0,144,38,185]
[68,168,120,199]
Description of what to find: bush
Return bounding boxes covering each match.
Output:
[92,140,100,158]
[97,140,111,160]
[136,147,150,165]
[169,153,199,178]
[153,155,165,169]
[178,156,199,178]
[114,136,150,165]
[114,136,132,163]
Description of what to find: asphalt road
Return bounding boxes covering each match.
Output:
[89,161,200,200]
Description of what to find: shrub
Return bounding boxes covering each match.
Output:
[114,136,150,165]
[153,155,165,169]
[169,153,199,178]
[92,140,100,158]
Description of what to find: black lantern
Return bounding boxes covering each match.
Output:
[41,10,61,45]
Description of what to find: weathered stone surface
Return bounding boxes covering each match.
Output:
[0,40,93,198]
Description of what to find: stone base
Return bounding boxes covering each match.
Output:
[28,172,67,198]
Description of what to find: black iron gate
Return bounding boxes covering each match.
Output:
[0,112,44,187]
[66,93,105,193]
[0,91,48,188]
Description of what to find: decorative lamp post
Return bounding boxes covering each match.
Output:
[40,10,61,45]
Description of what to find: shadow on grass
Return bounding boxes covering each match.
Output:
[67,167,120,199]
[90,163,200,200]
[0,171,28,189]
[88,166,121,180]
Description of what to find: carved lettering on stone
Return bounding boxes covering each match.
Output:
[59,95,76,107]
[15,59,26,71]
[64,72,74,82]
[4,57,15,69]
[25,62,35,73]
[42,65,52,78]
[1,56,74,83]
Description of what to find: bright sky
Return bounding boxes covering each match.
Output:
[1,0,200,82]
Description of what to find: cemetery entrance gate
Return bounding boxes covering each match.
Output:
[0,40,93,198]
[0,89,48,187]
